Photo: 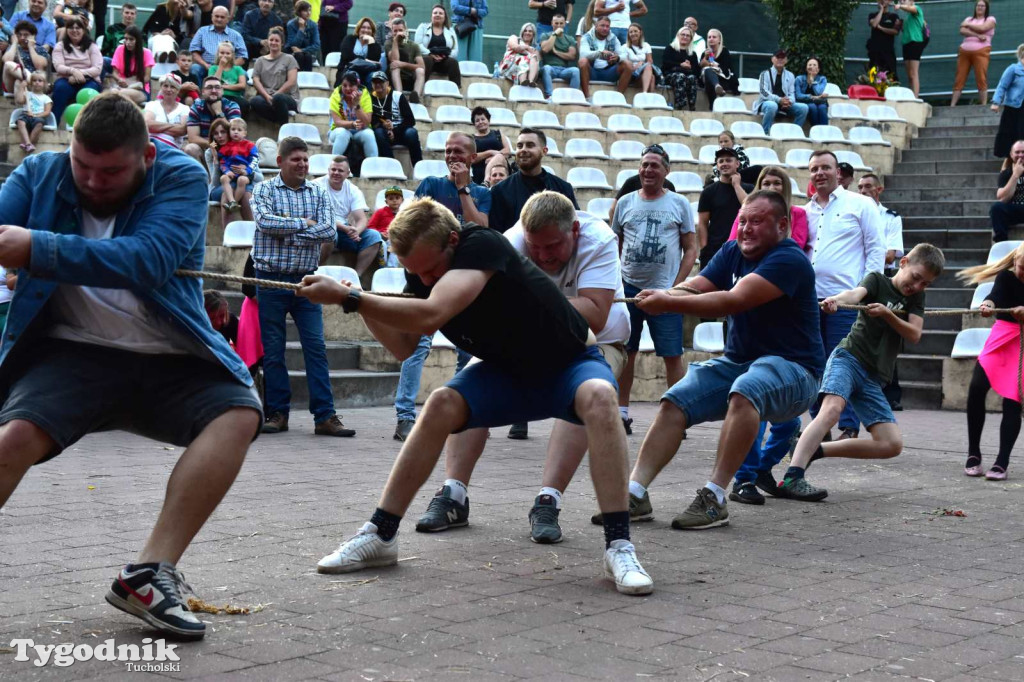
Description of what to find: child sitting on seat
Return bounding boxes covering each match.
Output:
[367,186,404,266]
[14,71,51,154]
[216,119,258,212]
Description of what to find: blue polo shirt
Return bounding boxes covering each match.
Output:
[10,11,56,49]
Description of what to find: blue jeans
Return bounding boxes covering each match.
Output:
[990,202,1024,241]
[734,418,801,484]
[806,102,829,126]
[329,127,378,158]
[375,125,422,166]
[190,62,208,85]
[256,270,336,423]
[758,100,809,134]
[52,78,103,123]
[457,28,483,63]
[540,65,580,97]
[611,27,628,44]
[395,335,471,421]
[536,23,553,38]
[809,307,859,430]
[335,225,383,252]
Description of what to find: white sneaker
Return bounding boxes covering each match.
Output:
[317,522,399,574]
[603,540,654,595]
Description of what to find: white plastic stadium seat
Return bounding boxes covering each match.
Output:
[487,107,519,127]
[410,102,432,123]
[508,84,547,103]
[667,171,703,192]
[315,265,361,288]
[610,140,644,160]
[9,108,57,130]
[823,82,846,98]
[592,90,630,108]
[809,124,846,143]
[633,92,672,110]
[638,321,655,352]
[467,82,505,102]
[738,77,759,94]
[324,52,341,68]
[698,144,718,165]
[615,169,637,191]
[693,322,725,353]
[435,105,472,124]
[744,146,784,166]
[413,159,450,180]
[867,104,905,122]
[459,60,491,77]
[278,122,321,145]
[784,148,813,168]
[567,166,612,190]
[730,120,768,140]
[565,111,605,131]
[521,109,563,129]
[830,102,867,120]
[151,63,175,79]
[297,71,329,90]
[361,157,407,180]
[307,153,333,176]
[884,86,920,102]
[374,188,415,210]
[970,282,994,309]
[836,150,870,171]
[222,221,256,248]
[565,138,607,159]
[607,114,648,134]
[425,129,455,152]
[587,197,614,221]
[689,118,725,137]
[951,328,991,359]
[790,177,806,198]
[770,123,807,141]
[371,267,407,293]
[989,241,1022,264]
[424,79,463,98]
[848,126,891,146]
[298,97,330,115]
[544,137,563,157]
[712,96,749,114]
[648,116,687,136]
[432,331,456,348]
[661,142,696,164]
[551,88,589,106]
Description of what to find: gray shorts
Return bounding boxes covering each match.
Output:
[0,339,263,463]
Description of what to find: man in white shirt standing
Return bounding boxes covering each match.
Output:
[413,191,631,544]
[806,150,885,439]
[684,16,705,57]
[594,0,647,43]
[314,155,381,277]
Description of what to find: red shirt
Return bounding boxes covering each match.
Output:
[367,206,398,238]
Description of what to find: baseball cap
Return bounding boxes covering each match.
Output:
[384,186,404,197]
[714,147,739,160]
[773,48,788,59]
[369,71,389,83]
[838,162,855,177]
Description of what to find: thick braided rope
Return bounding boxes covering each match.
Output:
[175,270,1018,316]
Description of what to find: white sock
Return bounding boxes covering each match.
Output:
[538,486,563,509]
[444,479,468,505]
[705,481,726,505]
[628,480,647,499]
[619,407,630,419]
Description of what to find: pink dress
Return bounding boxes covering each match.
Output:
[979,319,1023,403]
[236,296,264,369]
[729,205,810,253]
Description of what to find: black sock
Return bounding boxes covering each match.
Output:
[994,397,1023,471]
[370,508,402,541]
[785,466,805,481]
[806,445,825,471]
[602,510,631,548]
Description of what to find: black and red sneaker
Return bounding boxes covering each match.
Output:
[105,562,206,640]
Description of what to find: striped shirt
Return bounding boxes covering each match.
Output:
[251,175,336,274]
[189,25,248,64]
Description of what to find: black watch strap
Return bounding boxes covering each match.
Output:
[341,288,362,313]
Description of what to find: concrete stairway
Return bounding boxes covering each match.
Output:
[882,104,1000,409]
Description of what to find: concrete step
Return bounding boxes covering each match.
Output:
[920,313,963,331]
[924,112,1001,127]
[898,354,945,383]
[939,247,991,267]
[932,267,967,289]
[894,159,1002,175]
[918,124,998,138]
[883,187,995,203]
[916,329,958,356]
[932,104,994,118]
[285,341,361,371]
[884,199,992,217]
[900,380,942,410]
[884,174,999,190]
[922,288,973,309]
[288,369,401,409]
[902,217,992,231]
[908,135,997,151]
[902,229,992,250]
[900,147,997,163]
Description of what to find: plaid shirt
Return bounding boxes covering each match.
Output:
[189,25,248,64]
[251,175,336,274]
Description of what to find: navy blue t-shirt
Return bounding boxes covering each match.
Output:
[700,239,825,377]
[414,176,492,226]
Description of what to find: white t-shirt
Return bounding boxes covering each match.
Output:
[47,211,202,355]
[604,0,642,29]
[314,177,368,226]
[144,100,191,149]
[624,41,651,64]
[26,92,52,117]
[612,190,696,290]
[505,211,630,345]
[0,267,12,306]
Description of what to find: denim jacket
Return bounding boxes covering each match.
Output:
[0,144,252,386]
[794,74,827,103]
[993,62,1024,109]
[450,0,488,32]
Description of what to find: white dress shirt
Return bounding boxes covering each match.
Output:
[805,186,885,298]
[878,202,904,266]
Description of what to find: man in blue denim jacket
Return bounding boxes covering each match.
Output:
[0,93,262,641]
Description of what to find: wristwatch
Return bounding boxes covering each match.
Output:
[341,289,362,313]
[458,186,471,196]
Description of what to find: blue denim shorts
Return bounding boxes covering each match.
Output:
[624,282,683,356]
[590,63,621,82]
[336,225,383,253]
[662,355,820,427]
[446,346,617,430]
[819,347,895,428]
[210,180,254,202]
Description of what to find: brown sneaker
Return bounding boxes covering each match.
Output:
[315,414,356,437]
[261,412,288,434]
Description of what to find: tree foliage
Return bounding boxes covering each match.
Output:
[761,0,860,88]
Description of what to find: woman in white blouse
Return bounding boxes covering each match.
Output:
[619,22,656,93]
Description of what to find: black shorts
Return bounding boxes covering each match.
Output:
[0,339,262,463]
[903,40,927,61]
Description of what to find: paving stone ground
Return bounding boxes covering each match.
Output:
[1,405,1023,681]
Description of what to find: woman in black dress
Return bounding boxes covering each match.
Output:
[469,106,510,185]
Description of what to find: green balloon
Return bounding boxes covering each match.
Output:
[76,88,99,106]
[64,103,84,127]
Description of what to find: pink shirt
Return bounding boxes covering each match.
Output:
[729,205,810,255]
[111,45,155,91]
[960,16,996,52]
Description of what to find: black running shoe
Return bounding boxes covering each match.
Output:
[728,481,765,505]
[508,422,528,440]
[622,417,633,435]
[529,494,562,543]
[415,485,469,532]
[105,562,205,640]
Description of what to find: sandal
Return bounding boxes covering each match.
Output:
[986,466,1007,481]
[964,456,983,477]
[18,143,28,152]
[24,143,34,153]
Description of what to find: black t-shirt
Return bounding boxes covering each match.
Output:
[867,11,900,52]
[697,180,754,267]
[216,313,240,346]
[488,170,579,233]
[989,269,1024,324]
[997,169,1024,205]
[614,174,676,199]
[471,130,504,185]
[404,226,589,373]
[537,0,574,26]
